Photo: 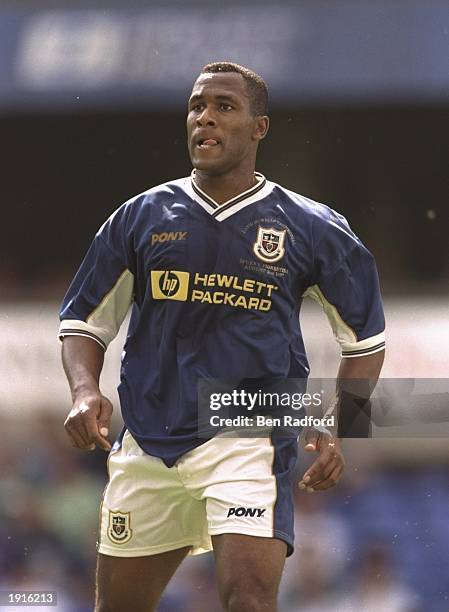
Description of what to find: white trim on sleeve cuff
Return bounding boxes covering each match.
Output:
[340,331,385,358]
[58,320,108,350]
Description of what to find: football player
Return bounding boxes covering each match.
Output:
[60,62,384,612]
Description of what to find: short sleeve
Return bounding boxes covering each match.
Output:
[58,208,134,350]
[303,212,385,358]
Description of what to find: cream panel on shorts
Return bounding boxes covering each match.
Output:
[98,431,278,558]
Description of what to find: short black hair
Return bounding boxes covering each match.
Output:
[200,62,268,117]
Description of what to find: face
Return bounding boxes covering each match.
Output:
[186,72,268,176]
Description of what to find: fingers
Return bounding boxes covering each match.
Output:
[299,434,345,492]
[306,450,342,482]
[64,395,113,452]
[303,453,339,485]
[64,408,95,450]
[82,400,112,452]
[303,429,320,451]
[311,464,345,491]
[97,396,113,450]
[299,459,337,491]
[65,421,96,451]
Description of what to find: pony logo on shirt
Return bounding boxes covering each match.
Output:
[253,226,286,263]
[107,511,133,544]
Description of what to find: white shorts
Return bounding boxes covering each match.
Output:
[98,430,295,557]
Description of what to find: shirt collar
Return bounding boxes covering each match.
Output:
[187,170,272,221]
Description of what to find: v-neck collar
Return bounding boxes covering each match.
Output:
[185,170,273,222]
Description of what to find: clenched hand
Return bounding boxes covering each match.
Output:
[64,392,113,452]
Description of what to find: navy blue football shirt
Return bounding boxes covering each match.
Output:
[59,172,385,465]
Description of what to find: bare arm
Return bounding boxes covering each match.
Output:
[62,336,113,451]
[338,350,384,380]
[335,349,384,436]
[299,350,385,492]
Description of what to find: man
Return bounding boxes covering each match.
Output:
[60,62,385,612]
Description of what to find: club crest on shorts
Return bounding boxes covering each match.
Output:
[253,226,286,263]
[107,511,132,544]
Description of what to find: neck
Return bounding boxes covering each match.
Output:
[194,167,257,205]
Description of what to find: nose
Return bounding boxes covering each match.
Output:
[196,106,216,127]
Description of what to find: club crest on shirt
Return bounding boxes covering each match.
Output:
[253,226,286,263]
[107,511,132,544]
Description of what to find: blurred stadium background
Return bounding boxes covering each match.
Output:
[1,1,449,610]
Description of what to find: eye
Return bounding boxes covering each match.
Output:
[190,102,204,112]
[220,103,233,111]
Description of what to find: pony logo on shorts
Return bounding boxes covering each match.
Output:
[227,507,267,518]
[107,510,133,544]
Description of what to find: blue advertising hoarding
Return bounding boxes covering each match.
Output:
[0,2,448,111]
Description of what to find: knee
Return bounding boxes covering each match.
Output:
[223,580,277,612]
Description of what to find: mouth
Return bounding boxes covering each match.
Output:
[196,138,220,150]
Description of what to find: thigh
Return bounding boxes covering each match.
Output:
[212,533,287,611]
[95,547,189,612]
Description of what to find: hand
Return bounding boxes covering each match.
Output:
[64,392,113,452]
[298,429,345,492]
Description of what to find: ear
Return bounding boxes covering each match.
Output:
[252,115,270,142]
